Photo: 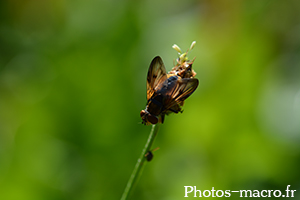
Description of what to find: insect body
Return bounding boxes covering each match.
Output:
[140,56,198,125]
[145,151,154,161]
[145,147,160,162]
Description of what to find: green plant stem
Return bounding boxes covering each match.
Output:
[120,124,160,200]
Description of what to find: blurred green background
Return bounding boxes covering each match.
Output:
[1,0,300,199]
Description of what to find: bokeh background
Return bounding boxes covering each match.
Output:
[1,0,300,199]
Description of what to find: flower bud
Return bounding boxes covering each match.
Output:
[190,41,196,50]
[172,44,182,54]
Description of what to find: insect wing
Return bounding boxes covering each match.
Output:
[162,77,199,112]
[146,56,167,100]
[174,78,199,102]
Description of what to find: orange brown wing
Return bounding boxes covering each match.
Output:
[146,56,167,100]
[161,77,199,112]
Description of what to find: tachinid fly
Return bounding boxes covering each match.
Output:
[140,42,199,125]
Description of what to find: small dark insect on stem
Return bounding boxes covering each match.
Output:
[120,124,160,200]
[145,147,160,161]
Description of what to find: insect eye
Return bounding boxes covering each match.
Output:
[147,114,158,124]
